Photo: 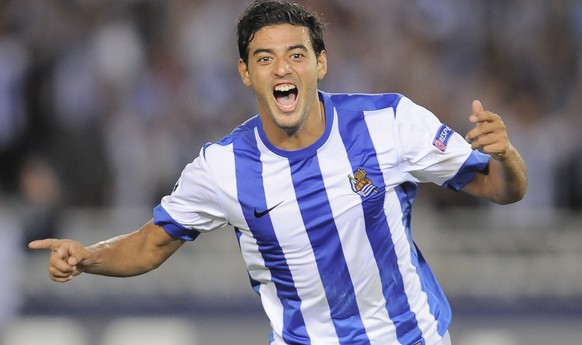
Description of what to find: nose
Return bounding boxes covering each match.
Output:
[274,58,292,77]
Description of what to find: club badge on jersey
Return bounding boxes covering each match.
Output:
[348,168,378,197]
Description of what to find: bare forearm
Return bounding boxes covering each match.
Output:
[464,144,528,204]
[28,220,182,282]
[80,221,182,277]
[463,100,528,204]
[83,232,156,277]
[488,145,527,204]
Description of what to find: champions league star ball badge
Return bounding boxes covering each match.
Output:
[433,124,454,152]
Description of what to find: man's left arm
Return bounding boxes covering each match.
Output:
[461,100,528,204]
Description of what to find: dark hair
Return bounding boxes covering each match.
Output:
[237,0,326,64]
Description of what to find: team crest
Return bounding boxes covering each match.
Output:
[348,168,378,197]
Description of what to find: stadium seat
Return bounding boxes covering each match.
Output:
[457,330,519,345]
[1,317,89,345]
[100,316,198,345]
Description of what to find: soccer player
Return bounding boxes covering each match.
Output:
[29,1,527,344]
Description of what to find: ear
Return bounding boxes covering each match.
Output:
[238,59,252,87]
[317,50,328,81]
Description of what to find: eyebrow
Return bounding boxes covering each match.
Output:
[251,44,309,57]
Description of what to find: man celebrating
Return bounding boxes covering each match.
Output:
[30,1,527,344]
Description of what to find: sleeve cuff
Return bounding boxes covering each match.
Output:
[442,150,490,191]
[153,204,200,241]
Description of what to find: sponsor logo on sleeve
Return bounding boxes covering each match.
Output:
[433,124,454,152]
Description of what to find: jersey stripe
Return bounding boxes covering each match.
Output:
[318,109,396,344]
[395,182,450,339]
[289,154,371,345]
[234,227,262,294]
[256,133,339,344]
[336,105,424,344]
[364,104,442,343]
[233,130,309,344]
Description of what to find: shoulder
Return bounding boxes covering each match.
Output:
[202,115,260,157]
[324,91,430,127]
[325,91,404,112]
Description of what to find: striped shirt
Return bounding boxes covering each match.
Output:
[154,91,490,345]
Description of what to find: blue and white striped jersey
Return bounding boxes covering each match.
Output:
[154,91,490,345]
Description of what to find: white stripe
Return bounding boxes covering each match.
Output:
[365,108,440,343]
[260,281,285,344]
[205,143,240,226]
[256,131,338,344]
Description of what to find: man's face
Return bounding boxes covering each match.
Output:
[238,24,327,136]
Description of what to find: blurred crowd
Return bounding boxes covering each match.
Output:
[1,0,582,333]
[1,0,582,244]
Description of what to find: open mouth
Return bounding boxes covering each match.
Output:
[273,83,298,111]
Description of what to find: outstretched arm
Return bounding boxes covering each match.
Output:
[28,219,184,282]
[462,100,528,204]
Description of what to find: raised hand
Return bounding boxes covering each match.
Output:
[465,100,512,161]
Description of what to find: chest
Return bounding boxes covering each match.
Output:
[230,150,392,248]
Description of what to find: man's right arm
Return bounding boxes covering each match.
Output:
[28,219,184,282]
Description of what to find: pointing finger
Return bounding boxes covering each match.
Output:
[28,239,59,251]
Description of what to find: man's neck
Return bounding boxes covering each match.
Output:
[268,100,326,151]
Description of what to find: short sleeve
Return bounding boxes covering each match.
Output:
[153,147,228,240]
[394,97,489,187]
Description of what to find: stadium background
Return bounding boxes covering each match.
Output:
[1,0,581,344]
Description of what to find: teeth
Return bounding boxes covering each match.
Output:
[274,84,296,92]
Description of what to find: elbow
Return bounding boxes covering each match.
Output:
[494,180,528,205]
[140,253,166,273]
[513,185,528,203]
[495,193,524,205]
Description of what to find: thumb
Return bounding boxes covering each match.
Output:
[68,247,89,266]
[470,100,485,124]
[68,254,79,266]
[472,99,484,114]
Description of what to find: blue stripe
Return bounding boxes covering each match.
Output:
[415,247,451,337]
[233,133,309,344]
[288,156,370,345]
[395,183,451,338]
[394,182,418,258]
[335,101,423,345]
